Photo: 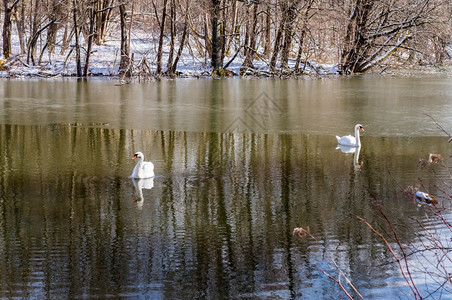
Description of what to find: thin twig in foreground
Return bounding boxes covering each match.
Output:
[350,212,422,299]
[314,266,353,300]
[293,227,364,299]
[424,113,452,142]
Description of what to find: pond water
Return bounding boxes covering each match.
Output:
[0,77,451,299]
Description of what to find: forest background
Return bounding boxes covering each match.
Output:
[1,0,452,78]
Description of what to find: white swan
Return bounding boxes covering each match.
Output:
[131,152,155,178]
[336,124,364,147]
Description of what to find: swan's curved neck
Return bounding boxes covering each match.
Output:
[355,127,361,146]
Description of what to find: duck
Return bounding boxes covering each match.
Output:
[336,124,364,147]
[131,152,155,178]
[418,153,443,168]
[415,191,438,205]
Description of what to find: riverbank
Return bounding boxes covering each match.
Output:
[0,52,337,80]
[1,30,450,80]
[1,53,449,81]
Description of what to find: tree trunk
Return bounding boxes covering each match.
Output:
[46,0,60,55]
[262,5,271,57]
[242,10,250,58]
[2,0,19,59]
[170,0,190,75]
[31,0,39,59]
[119,3,130,76]
[14,1,25,54]
[294,0,313,71]
[95,0,113,45]
[128,1,134,55]
[72,0,82,77]
[270,13,285,71]
[280,1,301,69]
[27,21,54,65]
[339,0,374,74]
[156,0,168,75]
[220,0,226,65]
[241,3,258,72]
[204,13,212,58]
[165,0,176,73]
[211,0,222,73]
[60,23,69,55]
[224,0,237,57]
[83,5,96,76]
[294,28,307,71]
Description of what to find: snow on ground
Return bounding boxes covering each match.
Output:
[1,26,339,78]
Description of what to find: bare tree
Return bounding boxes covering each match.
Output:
[294,0,314,71]
[270,1,289,71]
[165,0,176,73]
[13,0,26,54]
[169,0,190,75]
[27,20,55,65]
[240,2,258,72]
[82,2,96,76]
[211,0,223,73]
[2,0,21,59]
[119,2,130,76]
[280,0,301,69]
[155,0,168,75]
[45,0,64,55]
[339,0,434,74]
[95,0,115,45]
[1,0,450,77]
[72,0,82,76]
[262,3,271,57]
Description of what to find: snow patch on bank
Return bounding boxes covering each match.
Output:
[1,27,338,78]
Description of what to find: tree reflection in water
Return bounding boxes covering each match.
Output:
[0,124,450,298]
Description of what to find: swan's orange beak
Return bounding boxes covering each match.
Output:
[132,154,137,160]
[360,127,365,131]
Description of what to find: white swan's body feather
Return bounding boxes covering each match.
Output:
[131,152,155,178]
[336,124,364,147]
[336,135,357,147]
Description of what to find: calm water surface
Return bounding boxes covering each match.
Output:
[0,77,451,299]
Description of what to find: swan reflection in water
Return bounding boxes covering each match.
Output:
[131,177,154,208]
[336,144,363,170]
